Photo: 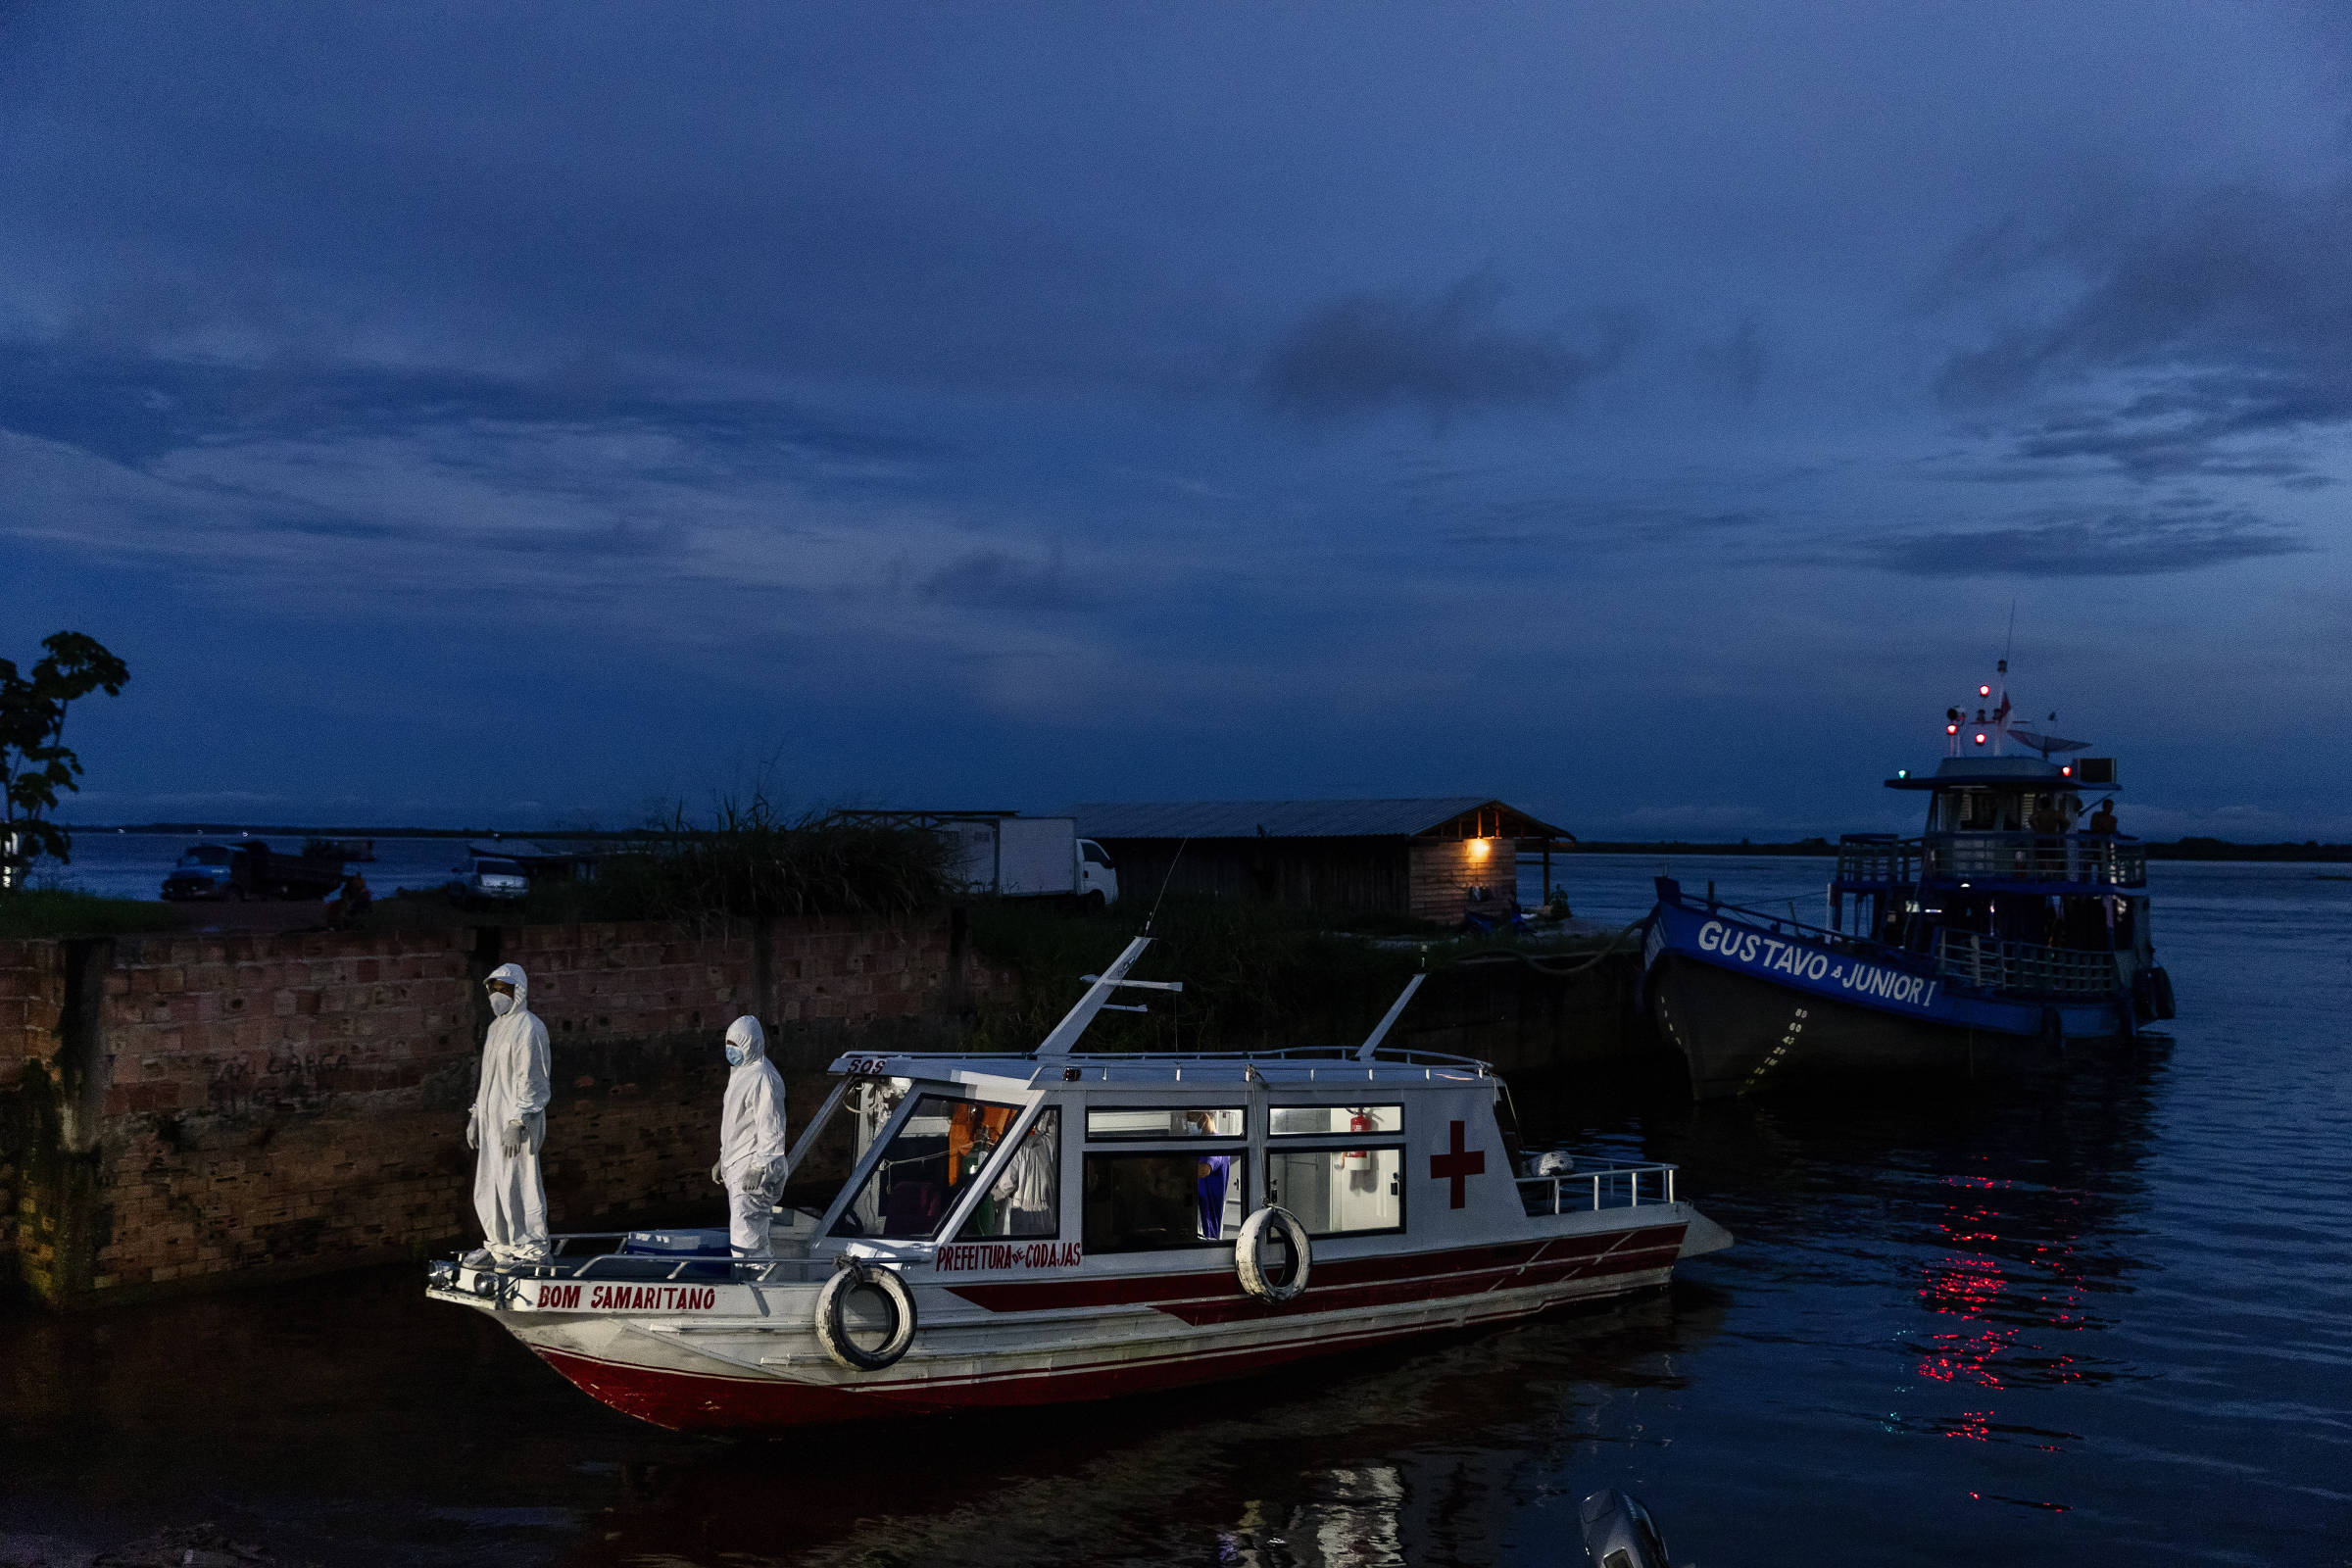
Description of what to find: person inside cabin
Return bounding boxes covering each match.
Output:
[2089,799,2119,836]
[1190,1110,1233,1241]
[986,1110,1059,1236]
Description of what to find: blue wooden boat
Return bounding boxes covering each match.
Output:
[1642,675,2176,1098]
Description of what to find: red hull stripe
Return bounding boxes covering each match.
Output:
[526,1249,1681,1432]
[945,1226,1686,1314]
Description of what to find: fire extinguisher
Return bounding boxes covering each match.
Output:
[1344,1111,1373,1171]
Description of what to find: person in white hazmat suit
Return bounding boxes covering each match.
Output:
[710,1015,790,1256]
[465,962,551,1262]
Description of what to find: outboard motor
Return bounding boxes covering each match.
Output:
[1579,1489,1670,1568]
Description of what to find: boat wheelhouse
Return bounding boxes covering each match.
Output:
[1643,673,2175,1099]
[427,938,1732,1432]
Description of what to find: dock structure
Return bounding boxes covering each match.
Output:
[1066,798,1573,925]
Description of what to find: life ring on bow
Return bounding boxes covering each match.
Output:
[1236,1204,1311,1303]
[814,1260,918,1371]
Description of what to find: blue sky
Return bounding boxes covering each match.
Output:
[7,3,2352,838]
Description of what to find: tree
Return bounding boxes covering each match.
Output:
[0,632,130,892]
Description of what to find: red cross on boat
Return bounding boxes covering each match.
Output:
[1430,1119,1486,1208]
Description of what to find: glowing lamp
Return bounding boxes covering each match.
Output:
[1945,723,1958,735]
[1973,731,1987,746]
[1979,685,1991,698]
[1897,769,1909,779]
[1468,837,1491,859]
[2061,764,2073,777]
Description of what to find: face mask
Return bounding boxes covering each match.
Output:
[489,993,515,1016]
[724,1044,747,1066]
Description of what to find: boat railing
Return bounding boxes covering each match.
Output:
[455,1232,838,1289]
[1932,930,2121,997]
[1923,831,2145,888]
[1516,1161,1678,1216]
[1838,832,2144,888]
[1834,833,1917,887]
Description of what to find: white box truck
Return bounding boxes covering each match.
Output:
[941,816,1119,906]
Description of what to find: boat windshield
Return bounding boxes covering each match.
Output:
[830,1091,1025,1240]
[777,1075,907,1218]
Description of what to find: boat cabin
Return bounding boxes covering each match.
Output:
[1831,754,2153,1001]
[759,1047,1556,1277]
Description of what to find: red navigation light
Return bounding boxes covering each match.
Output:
[2062,764,2073,776]
[1973,731,1987,746]
[1946,723,1959,735]
[1979,684,1991,698]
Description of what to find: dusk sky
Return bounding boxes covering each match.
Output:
[9,3,2352,839]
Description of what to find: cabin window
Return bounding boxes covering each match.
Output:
[1085,1106,1244,1140]
[1269,1104,1401,1137]
[956,1108,1062,1239]
[1083,1150,1246,1251]
[1266,1149,1403,1237]
[831,1093,1024,1240]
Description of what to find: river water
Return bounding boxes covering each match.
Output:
[4,857,2349,1565]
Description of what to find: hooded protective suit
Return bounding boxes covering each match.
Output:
[466,961,551,1261]
[713,1015,789,1255]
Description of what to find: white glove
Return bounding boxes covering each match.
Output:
[710,1161,725,1187]
[500,1120,525,1156]
[465,1115,478,1151]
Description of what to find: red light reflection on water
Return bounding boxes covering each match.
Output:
[1912,1171,2095,1439]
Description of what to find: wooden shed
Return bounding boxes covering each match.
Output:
[1065,798,1573,925]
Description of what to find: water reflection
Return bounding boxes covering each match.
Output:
[1218,1465,1404,1568]
[557,1286,1730,1568]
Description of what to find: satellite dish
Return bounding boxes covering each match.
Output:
[2005,726,2090,759]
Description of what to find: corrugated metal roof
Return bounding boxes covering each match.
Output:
[1066,798,1568,841]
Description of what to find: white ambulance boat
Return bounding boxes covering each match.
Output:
[426,939,1734,1432]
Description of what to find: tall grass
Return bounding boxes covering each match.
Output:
[526,795,952,927]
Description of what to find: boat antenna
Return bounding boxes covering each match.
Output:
[1143,836,1189,935]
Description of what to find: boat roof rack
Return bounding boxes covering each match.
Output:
[822,1045,1496,1084]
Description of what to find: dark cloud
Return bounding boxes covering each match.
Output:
[1856,500,2304,578]
[1262,275,1636,425]
[0,346,940,477]
[1936,181,2352,478]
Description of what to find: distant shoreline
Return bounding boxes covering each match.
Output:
[56,823,2352,863]
[1565,838,2352,862]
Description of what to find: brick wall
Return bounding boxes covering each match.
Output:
[0,913,1001,1308]
[0,940,69,1271]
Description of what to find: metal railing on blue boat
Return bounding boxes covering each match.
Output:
[1836,832,2144,889]
[1932,930,2120,997]
[1516,1162,1678,1216]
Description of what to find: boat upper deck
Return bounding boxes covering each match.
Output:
[1835,831,2146,893]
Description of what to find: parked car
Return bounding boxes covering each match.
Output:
[162,841,349,903]
[447,853,531,904]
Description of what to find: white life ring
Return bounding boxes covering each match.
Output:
[814,1261,918,1371]
[1236,1204,1311,1303]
